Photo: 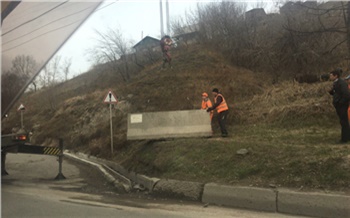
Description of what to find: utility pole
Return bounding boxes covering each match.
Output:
[166,0,170,35]
[160,0,164,36]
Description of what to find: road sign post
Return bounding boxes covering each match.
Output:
[103,91,118,155]
[17,104,25,129]
[21,111,23,128]
[55,138,66,180]
[109,102,113,154]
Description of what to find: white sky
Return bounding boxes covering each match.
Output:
[55,0,277,77]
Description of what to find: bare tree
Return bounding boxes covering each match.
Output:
[189,1,349,81]
[1,71,27,114]
[10,55,38,91]
[195,1,247,48]
[36,65,49,88]
[61,57,72,81]
[87,27,132,82]
[280,1,349,73]
[1,55,38,113]
[171,17,187,36]
[49,55,62,84]
[36,55,63,87]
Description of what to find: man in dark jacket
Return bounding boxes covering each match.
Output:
[207,88,229,137]
[329,68,350,143]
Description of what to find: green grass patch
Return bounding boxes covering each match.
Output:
[117,123,350,192]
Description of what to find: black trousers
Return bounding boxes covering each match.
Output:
[335,104,350,142]
[218,110,228,135]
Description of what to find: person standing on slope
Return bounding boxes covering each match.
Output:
[207,88,229,137]
[345,75,350,121]
[160,35,173,69]
[329,69,350,143]
[201,92,213,121]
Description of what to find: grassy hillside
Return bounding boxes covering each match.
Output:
[2,45,350,192]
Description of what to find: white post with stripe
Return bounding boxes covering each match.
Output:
[103,91,118,155]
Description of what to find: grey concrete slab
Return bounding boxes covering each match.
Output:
[99,159,132,180]
[202,183,277,212]
[102,164,132,189]
[278,189,350,218]
[135,174,160,192]
[153,179,204,201]
[127,110,212,140]
[64,152,130,192]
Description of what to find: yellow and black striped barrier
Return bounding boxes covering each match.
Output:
[16,144,62,156]
[43,147,61,156]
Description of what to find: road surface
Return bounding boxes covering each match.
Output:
[1,153,311,218]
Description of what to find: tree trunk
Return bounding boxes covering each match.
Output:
[32,82,36,92]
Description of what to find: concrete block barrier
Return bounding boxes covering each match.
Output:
[153,179,204,201]
[202,183,276,212]
[278,190,350,218]
[127,110,212,140]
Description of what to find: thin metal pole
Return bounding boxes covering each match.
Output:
[20,110,23,129]
[110,103,113,154]
[55,138,66,180]
[160,0,164,37]
[1,152,8,175]
[166,0,170,35]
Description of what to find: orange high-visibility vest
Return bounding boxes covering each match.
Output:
[201,99,213,120]
[201,99,212,110]
[215,94,229,113]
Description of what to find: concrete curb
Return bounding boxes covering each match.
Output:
[153,179,204,201]
[202,183,276,212]
[64,151,350,218]
[278,189,350,218]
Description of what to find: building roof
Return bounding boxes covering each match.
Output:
[132,36,160,49]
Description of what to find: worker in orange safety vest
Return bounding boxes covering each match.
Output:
[207,88,229,137]
[201,92,213,120]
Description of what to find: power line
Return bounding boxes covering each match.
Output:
[96,1,117,12]
[2,1,69,36]
[2,5,96,45]
[2,20,81,53]
[2,3,59,27]
[2,1,117,50]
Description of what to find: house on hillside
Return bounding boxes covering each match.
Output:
[172,24,200,47]
[133,36,160,53]
[173,31,199,47]
[245,8,266,23]
[245,8,267,30]
[132,36,162,66]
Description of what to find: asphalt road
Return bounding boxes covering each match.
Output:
[1,153,311,218]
